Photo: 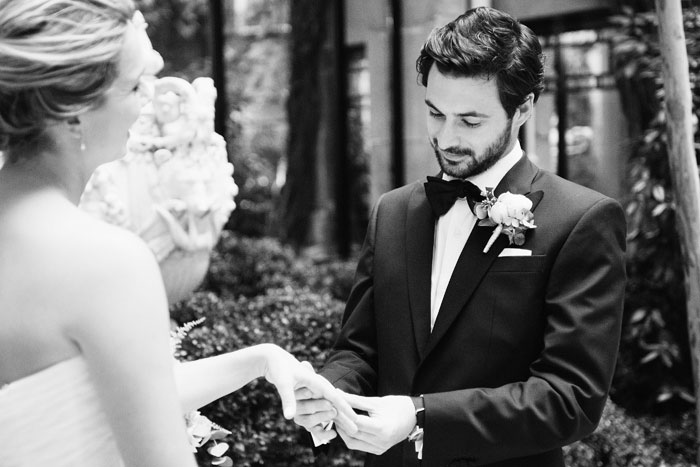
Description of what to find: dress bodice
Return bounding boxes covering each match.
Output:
[0,356,123,466]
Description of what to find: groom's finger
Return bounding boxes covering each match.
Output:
[337,425,385,455]
[340,391,376,413]
[319,388,359,434]
[352,413,382,435]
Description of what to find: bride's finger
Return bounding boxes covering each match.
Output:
[300,361,315,371]
[299,379,358,433]
[274,376,298,420]
[294,387,315,400]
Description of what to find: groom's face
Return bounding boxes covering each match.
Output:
[425,65,517,179]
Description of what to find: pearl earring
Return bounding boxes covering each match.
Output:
[67,117,86,152]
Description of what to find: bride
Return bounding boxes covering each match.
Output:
[0,1,354,466]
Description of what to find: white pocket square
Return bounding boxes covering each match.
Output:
[499,248,532,257]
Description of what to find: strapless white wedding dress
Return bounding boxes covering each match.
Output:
[0,356,123,466]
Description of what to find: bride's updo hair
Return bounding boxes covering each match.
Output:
[0,0,136,159]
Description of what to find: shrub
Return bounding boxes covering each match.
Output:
[172,287,363,467]
[611,4,699,413]
[201,231,300,299]
[566,400,663,467]
[566,400,696,467]
[201,231,358,302]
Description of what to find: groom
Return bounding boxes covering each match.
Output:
[295,6,626,467]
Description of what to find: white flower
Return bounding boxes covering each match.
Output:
[474,190,538,253]
[490,192,533,226]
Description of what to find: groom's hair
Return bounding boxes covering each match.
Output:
[416,6,545,118]
[0,0,135,158]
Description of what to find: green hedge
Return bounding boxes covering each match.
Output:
[172,235,695,467]
[171,286,363,467]
[201,231,356,302]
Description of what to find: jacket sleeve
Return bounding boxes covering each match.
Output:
[423,197,627,465]
[319,196,383,396]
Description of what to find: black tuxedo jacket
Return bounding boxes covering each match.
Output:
[320,156,627,467]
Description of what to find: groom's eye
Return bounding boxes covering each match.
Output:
[462,118,482,128]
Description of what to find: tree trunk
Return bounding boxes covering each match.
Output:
[279,0,327,248]
[654,1,700,463]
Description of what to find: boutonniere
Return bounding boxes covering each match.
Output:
[474,189,537,254]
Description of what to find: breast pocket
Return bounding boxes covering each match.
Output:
[489,254,547,273]
[480,255,548,378]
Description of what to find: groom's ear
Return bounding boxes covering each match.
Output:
[514,93,534,127]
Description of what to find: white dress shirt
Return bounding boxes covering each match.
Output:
[429,141,524,330]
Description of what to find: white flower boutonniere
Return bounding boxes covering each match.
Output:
[474,189,536,254]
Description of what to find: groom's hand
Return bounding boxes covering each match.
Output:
[290,362,359,446]
[335,393,416,456]
[293,386,341,445]
[260,347,357,435]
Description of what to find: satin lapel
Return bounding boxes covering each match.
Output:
[406,184,435,359]
[424,155,542,357]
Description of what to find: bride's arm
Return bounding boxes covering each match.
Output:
[175,344,359,430]
[65,225,197,467]
[174,344,272,412]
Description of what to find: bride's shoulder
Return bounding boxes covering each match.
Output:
[13,201,161,291]
[36,203,153,263]
[0,200,166,334]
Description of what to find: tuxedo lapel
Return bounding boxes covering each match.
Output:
[424,155,542,357]
[406,184,435,359]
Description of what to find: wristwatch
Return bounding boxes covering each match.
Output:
[408,395,425,442]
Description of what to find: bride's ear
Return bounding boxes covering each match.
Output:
[67,116,80,132]
[66,117,86,152]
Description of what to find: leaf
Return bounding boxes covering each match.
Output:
[652,185,665,201]
[660,352,673,368]
[208,442,230,457]
[212,457,233,467]
[643,129,660,144]
[640,351,658,364]
[630,308,647,324]
[631,179,647,193]
[651,203,667,217]
[209,428,232,440]
[679,389,696,403]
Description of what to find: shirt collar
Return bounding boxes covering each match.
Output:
[443,140,523,192]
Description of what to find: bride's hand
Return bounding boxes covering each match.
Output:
[259,344,358,432]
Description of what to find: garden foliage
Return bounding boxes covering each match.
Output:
[610,5,700,413]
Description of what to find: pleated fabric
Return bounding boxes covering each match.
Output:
[0,356,123,467]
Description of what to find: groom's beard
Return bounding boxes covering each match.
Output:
[431,119,513,179]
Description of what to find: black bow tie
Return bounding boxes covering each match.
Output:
[424,176,485,217]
